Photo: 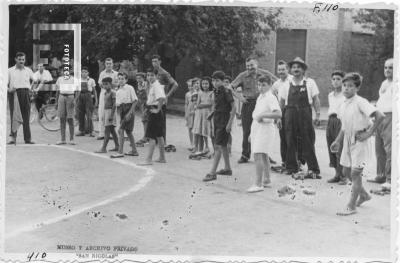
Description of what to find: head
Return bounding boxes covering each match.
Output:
[342,72,362,99]
[201,77,213,92]
[105,58,113,71]
[37,63,45,73]
[81,66,89,79]
[245,57,258,74]
[384,58,393,80]
[291,63,305,77]
[136,72,145,84]
[15,52,26,67]
[211,71,225,88]
[258,76,272,94]
[186,79,193,91]
[146,68,157,83]
[223,76,232,88]
[117,72,128,86]
[331,70,345,90]
[151,55,161,69]
[102,77,113,91]
[192,78,201,91]
[277,60,289,80]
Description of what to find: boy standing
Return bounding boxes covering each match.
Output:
[135,72,150,145]
[55,71,80,145]
[76,66,97,137]
[138,69,166,165]
[203,71,236,182]
[95,77,119,153]
[326,70,347,184]
[331,73,384,216]
[111,72,139,158]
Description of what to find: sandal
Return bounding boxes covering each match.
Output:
[203,173,217,182]
[125,151,139,156]
[110,153,124,158]
[304,171,322,179]
[216,169,232,176]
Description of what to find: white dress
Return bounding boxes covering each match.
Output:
[250,90,280,154]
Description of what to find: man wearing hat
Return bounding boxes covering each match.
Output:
[279,57,321,177]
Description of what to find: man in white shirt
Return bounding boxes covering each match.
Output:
[33,63,53,113]
[7,52,35,144]
[368,58,393,188]
[97,57,119,140]
[280,57,321,177]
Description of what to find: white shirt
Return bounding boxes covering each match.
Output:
[8,66,34,89]
[280,77,319,105]
[338,95,376,137]
[147,80,166,106]
[33,69,53,83]
[80,77,96,92]
[98,70,119,88]
[252,90,280,124]
[376,79,393,113]
[328,91,345,116]
[271,75,292,100]
[56,76,80,94]
[116,84,137,106]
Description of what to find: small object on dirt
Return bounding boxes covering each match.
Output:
[116,213,128,220]
[292,172,305,180]
[303,189,316,195]
[277,185,296,197]
[370,189,390,196]
[291,195,296,200]
[162,220,169,226]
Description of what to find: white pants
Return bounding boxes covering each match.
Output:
[97,89,105,136]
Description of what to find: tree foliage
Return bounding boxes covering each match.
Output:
[9,5,281,75]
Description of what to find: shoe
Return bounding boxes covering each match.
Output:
[69,140,76,145]
[89,133,96,137]
[216,169,232,176]
[304,171,322,179]
[327,176,340,183]
[269,157,276,165]
[25,141,35,144]
[124,151,139,156]
[7,140,16,145]
[237,157,248,164]
[367,176,386,184]
[97,136,104,140]
[338,177,349,185]
[56,141,67,145]
[76,132,85,136]
[203,173,217,182]
[247,185,264,193]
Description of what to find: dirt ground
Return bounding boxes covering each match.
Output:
[4,114,391,259]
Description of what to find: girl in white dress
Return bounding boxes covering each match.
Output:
[248,76,282,193]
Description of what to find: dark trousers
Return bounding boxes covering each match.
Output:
[77,92,93,133]
[8,89,32,142]
[375,113,392,182]
[279,108,287,165]
[326,115,343,177]
[241,99,256,159]
[285,107,319,173]
[162,104,167,142]
[35,91,48,112]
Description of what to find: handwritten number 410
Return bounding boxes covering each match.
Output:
[313,3,339,13]
[27,252,47,262]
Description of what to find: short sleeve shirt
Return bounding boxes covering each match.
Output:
[252,90,281,124]
[98,70,119,88]
[8,66,34,89]
[80,77,96,92]
[376,79,393,113]
[33,70,53,83]
[271,75,292,100]
[116,84,138,106]
[157,67,177,94]
[214,86,234,113]
[280,77,319,105]
[328,91,345,116]
[104,90,116,109]
[231,69,276,99]
[338,95,376,134]
[56,76,80,94]
[147,80,166,106]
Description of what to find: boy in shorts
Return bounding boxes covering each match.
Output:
[136,72,149,146]
[203,71,235,182]
[111,72,139,158]
[331,72,384,216]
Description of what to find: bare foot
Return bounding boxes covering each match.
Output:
[155,159,166,163]
[95,149,107,153]
[336,207,357,216]
[356,194,372,207]
[263,177,271,187]
[109,148,119,152]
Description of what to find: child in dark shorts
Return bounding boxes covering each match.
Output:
[136,72,149,145]
[95,77,119,153]
[203,71,236,182]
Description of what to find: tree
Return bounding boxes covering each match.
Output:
[9,5,281,77]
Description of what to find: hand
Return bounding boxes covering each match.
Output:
[150,108,159,114]
[330,141,340,153]
[226,124,232,133]
[256,115,263,123]
[313,115,320,126]
[8,87,16,93]
[276,119,282,130]
[355,130,371,142]
[124,113,132,122]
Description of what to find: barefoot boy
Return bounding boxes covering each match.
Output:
[138,68,166,165]
[111,72,139,158]
[136,72,149,145]
[203,71,235,182]
[95,77,119,153]
[331,72,384,216]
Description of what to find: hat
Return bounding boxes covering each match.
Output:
[288,57,308,70]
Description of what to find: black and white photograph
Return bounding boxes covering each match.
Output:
[0,1,398,262]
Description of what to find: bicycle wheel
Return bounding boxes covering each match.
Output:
[38,104,60,131]
[30,103,37,124]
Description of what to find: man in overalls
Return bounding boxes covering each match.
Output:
[280,57,321,178]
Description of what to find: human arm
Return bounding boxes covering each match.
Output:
[312,95,321,125]
[355,110,385,142]
[226,100,236,133]
[330,130,344,153]
[110,92,116,121]
[255,109,282,122]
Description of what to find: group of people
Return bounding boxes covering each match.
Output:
[7,51,393,216]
